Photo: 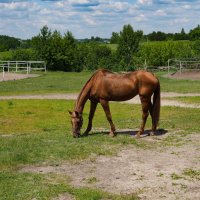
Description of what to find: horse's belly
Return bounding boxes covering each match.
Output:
[104,89,138,101]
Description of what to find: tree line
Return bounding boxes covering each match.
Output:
[110,25,200,43]
[0,24,200,71]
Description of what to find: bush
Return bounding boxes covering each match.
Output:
[11,48,36,61]
[133,41,197,67]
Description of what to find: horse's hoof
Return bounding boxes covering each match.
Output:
[109,132,115,137]
[82,132,89,137]
[149,131,155,136]
[73,133,81,138]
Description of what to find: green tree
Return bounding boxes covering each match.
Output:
[147,31,167,41]
[110,32,120,44]
[117,24,143,70]
[31,26,79,71]
[11,49,36,61]
[85,43,113,70]
[0,35,21,51]
[31,25,52,63]
[62,31,79,71]
[189,25,200,40]
[193,40,200,54]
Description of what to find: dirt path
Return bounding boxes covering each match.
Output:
[0,92,200,108]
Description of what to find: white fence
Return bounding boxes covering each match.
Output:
[0,61,46,81]
[167,58,200,74]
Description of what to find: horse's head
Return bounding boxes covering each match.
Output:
[69,110,83,138]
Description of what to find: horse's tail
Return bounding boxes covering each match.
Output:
[152,80,160,130]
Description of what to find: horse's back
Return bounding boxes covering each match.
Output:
[89,70,155,101]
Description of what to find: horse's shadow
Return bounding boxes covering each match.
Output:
[81,128,168,138]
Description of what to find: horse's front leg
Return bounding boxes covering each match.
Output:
[100,99,116,137]
[83,100,98,136]
[137,96,150,138]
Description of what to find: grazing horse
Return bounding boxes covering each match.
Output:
[69,69,160,138]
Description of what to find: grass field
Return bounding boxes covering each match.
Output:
[0,71,91,95]
[0,71,200,199]
[0,71,200,95]
[0,99,200,199]
[165,96,200,105]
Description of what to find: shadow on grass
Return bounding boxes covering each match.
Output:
[81,128,168,138]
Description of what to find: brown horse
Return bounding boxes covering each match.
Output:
[69,69,160,138]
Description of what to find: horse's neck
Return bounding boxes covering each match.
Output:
[75,84,90,113]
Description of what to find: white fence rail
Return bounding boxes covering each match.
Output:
[0,61,46,81]
[167,58,200,74]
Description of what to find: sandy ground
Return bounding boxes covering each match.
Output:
[0,72,40,82]
[166,71,200,80]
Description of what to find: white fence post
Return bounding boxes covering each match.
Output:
[26,62,29,74]
[7,62,9,72]
[3,66,5,81]
[44,62,47,72]
[168,59,170,74]
[16,62,18,72]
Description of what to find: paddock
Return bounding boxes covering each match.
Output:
[167,58,200,74]
[0,71,199,200]
[0,60,46,81]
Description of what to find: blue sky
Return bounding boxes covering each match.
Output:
[0,0,200,39]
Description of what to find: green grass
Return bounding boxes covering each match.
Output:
[0,172,138,200]
[0,100,142,170]
[0,71,91,95]
[157,72,200,93]
[0,71,200,96]
[164,96,200,105]
[183,168,200,180]
[0,99,200,199]
[1,100,200,170]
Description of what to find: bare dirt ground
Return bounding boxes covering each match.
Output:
[166,71,200,80]
[0,72,40,82]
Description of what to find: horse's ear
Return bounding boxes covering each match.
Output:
[68,110,73,115]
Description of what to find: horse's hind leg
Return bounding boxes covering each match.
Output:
[148,102,155,136]
[84,100,98,136]
[137,96,151,138]
[100,99,116,137]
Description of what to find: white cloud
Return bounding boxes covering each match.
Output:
[137,0,152,5]
[108,2,129,11]
[154,9,167,16]
[82,15,96,25]
[182,4,191,9]
[134,14,147,22]
[172,18,189,24]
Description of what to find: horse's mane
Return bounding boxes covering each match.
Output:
[75,70,98,109]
